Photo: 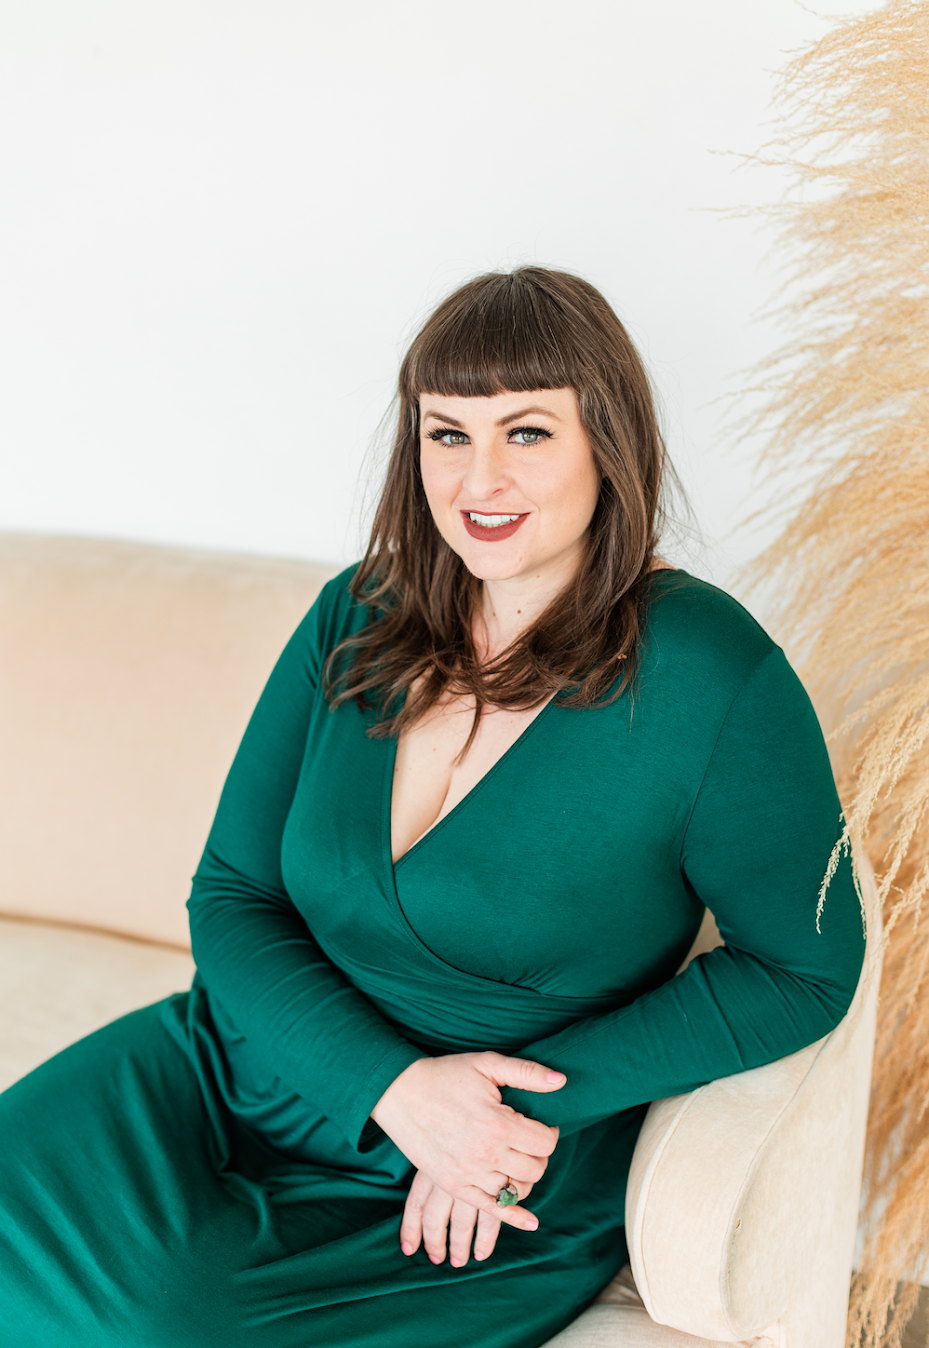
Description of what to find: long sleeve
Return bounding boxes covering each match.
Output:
[502,646,866,1137]
[186,582,424,1152]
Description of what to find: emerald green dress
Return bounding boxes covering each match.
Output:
[0,568,865,1348]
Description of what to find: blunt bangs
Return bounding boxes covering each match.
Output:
[400,270,592,401]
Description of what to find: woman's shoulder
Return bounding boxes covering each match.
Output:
[288,561,369,664]
[642,568,783,702]
[313,560,365,622]
[302,558,366,641]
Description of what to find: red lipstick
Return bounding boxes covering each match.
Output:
[461,511,528,542]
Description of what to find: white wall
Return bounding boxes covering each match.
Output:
[0,0,874,585]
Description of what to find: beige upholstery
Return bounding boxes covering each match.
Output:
[0,533,880,1348]
[545,1307,737,1348]
[548,1267,731,1348]
[0,915,194,1093]
[0,533,337,946]
[625,864,879,1348]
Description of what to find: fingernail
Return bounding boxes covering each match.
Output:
[429,1254,442,1264]
[524,1219,539,1231]
[546,1071,566,1083]
[450,1257,460,1268]
[474,1250,486,1261]
[401,1242,413,1256]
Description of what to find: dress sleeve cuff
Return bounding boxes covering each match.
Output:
[340,1042,428,1153]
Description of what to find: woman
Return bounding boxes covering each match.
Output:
[0,266,865,1347]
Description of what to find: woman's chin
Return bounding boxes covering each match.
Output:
[458,546,530,583]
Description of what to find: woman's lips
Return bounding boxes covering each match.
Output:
[461,512,529,542]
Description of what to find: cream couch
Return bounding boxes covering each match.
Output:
[0,532,880,1348]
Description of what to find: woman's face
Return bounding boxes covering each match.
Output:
[418,387,601,588]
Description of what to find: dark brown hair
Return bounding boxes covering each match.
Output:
[324,265,671,747]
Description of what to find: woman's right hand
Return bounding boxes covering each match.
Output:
[369,1051,565,1232]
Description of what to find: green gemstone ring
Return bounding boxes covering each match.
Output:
[496,1179,519,1208]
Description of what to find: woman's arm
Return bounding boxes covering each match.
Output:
[187,582,564,1187]
[501,646,867,1136]
[187,587,426,1151]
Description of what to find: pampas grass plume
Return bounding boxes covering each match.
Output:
[736,3,929,1345]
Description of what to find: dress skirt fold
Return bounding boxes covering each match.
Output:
[0,992,633,1348]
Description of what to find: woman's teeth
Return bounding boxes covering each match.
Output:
[468,513,521,527]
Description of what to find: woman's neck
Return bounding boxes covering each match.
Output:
[474,577,563,660]
[474,554,674,661]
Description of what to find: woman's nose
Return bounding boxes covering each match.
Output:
[462,443,509,500]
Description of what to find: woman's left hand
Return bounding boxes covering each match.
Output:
[401,1168,528,1266]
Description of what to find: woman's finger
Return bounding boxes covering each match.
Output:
[473,1206,503,1262]
[448,1198,478,1268]
[486,1173,534,1210]
[458,1183,541,1233]
[496,1150,548,1185]
[477,1051,567,1097]
[421,1183,455,1264]
[402,1172,539,1265]
[399,1168,434,1256]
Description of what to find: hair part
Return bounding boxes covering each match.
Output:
[323,265,672,749]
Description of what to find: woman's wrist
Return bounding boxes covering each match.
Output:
[369,1056,430,1130]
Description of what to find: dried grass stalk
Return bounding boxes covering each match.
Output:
[734,4,929,1346]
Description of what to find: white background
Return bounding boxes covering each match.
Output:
[0,0,874,585]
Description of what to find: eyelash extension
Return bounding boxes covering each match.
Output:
[426,425,553,441]
[510,425,553,440]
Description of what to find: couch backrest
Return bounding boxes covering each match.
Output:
[0,533,338,947]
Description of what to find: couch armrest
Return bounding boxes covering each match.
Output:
[625,860,879,1348]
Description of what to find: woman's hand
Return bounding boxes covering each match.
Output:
[370,1050,565,1235]
[400,1169,526,1265]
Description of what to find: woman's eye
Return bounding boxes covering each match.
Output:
[429,429,469,445]
[426,425,551,446]
[509,427,551,445]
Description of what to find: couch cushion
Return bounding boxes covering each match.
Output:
[0,916,195,1092]
[542,1304,738,1347]
[0,533,338,945]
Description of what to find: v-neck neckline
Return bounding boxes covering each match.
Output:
[381,568,686,879]
[385,692,559,875]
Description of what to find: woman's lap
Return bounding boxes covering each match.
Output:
[0,999,609,1348]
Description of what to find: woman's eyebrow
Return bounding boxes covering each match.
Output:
[422,410,464,427]
[496,405,561,426]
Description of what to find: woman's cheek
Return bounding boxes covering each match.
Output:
[420,456,453,514]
